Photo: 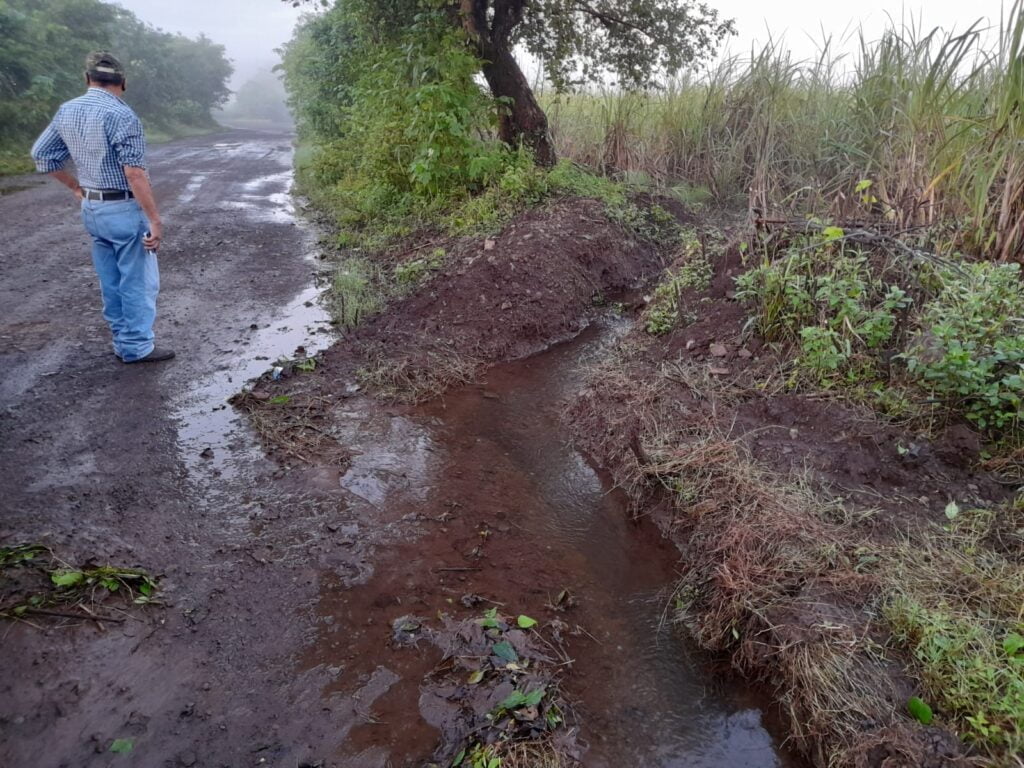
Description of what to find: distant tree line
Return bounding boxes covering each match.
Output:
[0,0,233,149]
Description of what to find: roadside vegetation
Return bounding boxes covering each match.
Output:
[273,1,1024,765]
[0,0,233,175]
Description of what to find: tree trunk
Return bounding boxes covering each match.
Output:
[459,0,556,166]
[480,45,556,166]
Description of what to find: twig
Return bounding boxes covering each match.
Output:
[23,607,125,623]
[431,566,481,573]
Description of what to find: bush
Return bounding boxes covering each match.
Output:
[903,263,1024,431]
[735,241,910,383]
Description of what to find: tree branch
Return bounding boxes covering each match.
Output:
[570,0,655,39]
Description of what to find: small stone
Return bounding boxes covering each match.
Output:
[250,391,270,401]
[738,348,753,359]
[199,447,214,460]
[500,301,513,311]
[685,339,696,350]
[483,239,496,251]
[789,428,799,439]
[709,366,730,375]
[709,343,728,357]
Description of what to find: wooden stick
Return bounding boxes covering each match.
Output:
[24,607,125,623]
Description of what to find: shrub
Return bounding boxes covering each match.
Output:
[903,263,1024,431]
[735,242,910,383]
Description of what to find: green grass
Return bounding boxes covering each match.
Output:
[0,143,33,177]
[882,503,1024,757]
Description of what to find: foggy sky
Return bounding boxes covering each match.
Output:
[112,0,1010,91]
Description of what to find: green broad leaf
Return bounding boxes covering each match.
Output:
[139,582,153,596]
[452,748,466,767]
[1004,632,1024,657]
[492,641,517,663]
[487,758,500,768]
[516,615,537,629]
[907,696,933,725]
[855,179,873,193]
[499,690,528,710]
[821,225,845,241]
[523,687,545,707]
[467,669,485,685]
[944,501,960,520]
[109,738,133,754]
[51,570,84,588]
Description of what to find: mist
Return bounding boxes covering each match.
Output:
[113,0,306,89]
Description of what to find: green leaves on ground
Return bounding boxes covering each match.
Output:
[907,696,934,725]
[108,738,133,754]
[497,687,545,713]
[491,641,518,663]
[516,615,538,629]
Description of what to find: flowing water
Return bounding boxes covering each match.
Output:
[413,319,796,767]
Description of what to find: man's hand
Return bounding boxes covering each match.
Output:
[124,165,163,253]
[143,221,162,252]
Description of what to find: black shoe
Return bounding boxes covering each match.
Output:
[124,348,176,364]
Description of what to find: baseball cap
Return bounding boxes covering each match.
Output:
[85,51,125,78]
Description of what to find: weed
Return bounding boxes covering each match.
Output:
[881,505,1024,757]
[735,238,910,386]
[643,230,711,335]
[0,544,160,621]
[332,257,383,329]
[902,262,1024,432]
[394,248,446,287]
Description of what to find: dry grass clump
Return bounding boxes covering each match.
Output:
[642,432,909,767]
[881,504,1024,761]
[232,390,349,466]
[357,343,481,403]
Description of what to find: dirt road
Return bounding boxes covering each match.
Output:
[0,130,793,768]
[0,129,366,767]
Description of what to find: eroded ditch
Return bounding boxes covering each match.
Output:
[294,316,800,766]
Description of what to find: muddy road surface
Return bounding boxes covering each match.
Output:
[0,130,795,767]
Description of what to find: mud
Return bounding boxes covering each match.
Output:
[0,131,801,767]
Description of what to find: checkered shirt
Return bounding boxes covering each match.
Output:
[31,87,147,190]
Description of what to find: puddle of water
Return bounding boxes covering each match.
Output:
[178,174,206,204]
[173,285,333,480]
[170,144,334,481]
[410,318,798,768]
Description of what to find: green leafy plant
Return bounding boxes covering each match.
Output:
[735,239,910,384]
[644,230,711,335]
[902,262,1024,431]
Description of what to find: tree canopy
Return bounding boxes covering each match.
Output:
[0,0,233,149]
[286,0,734,163]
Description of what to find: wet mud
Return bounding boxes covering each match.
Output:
[0,129,798,767]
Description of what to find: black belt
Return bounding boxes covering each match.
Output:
[82,189,134,201]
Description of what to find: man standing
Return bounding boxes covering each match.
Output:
[31,51,173,364]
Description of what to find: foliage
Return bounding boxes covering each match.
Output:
[644,229,710,335]
[735,239,910,384]
[883,506,1024,757]
[514,0,735,90]
[545,4,1024,260]
[902,263,1024,431]
[0,0,232,168]
[281,5,514,237]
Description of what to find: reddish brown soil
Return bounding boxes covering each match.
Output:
[567,231,1015,767]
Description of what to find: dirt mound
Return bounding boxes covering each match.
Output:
[243,197,663,461]
[348,197,661,397]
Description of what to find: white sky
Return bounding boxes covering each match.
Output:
[111,0,1011,88]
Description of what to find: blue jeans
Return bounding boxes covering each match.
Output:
[80,198,159,362]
